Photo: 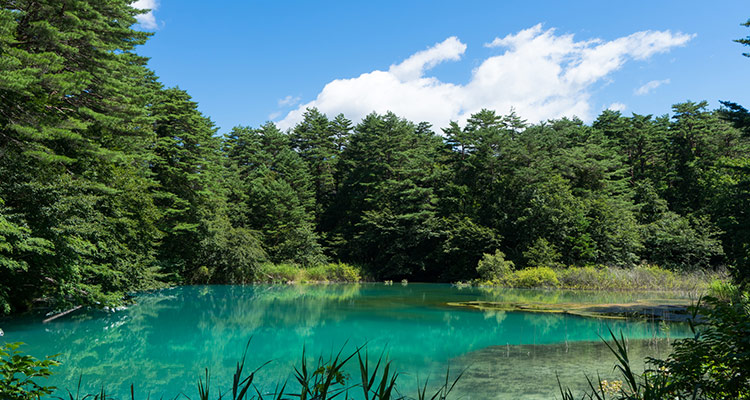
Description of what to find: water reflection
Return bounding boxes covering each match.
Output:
[0,284,693,398]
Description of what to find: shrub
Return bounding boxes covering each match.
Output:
[254,262,302,283]
[708,279,741,300]
[476,250,514,282]
[556,265,609,289]
[306,263,362,282]
[652,295,750,398]
[630,264,677,289]
[512,267,559,288]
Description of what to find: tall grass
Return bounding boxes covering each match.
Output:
[253,262,362,284]
[475,264,727,292]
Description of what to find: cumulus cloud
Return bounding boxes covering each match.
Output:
[389,37,466,81]
[634,79,671,95]
[608,102,627,112]
[132,0,159,30]
[277,25,693,130]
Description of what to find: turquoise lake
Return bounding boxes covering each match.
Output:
[0,284,695,399]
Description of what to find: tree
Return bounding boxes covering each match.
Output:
[225,123,324,266]
[332,113,442,278]
[736,18,750,57]
[149,87,267,283]
[291,108,340,226]
[0,0,163,313]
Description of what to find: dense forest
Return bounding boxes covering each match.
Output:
[1,0,749,315]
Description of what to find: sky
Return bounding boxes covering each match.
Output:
[131,0,749,134]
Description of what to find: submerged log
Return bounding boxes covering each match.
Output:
[42,305,83,323]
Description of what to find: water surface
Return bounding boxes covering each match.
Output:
[0,284,694,399]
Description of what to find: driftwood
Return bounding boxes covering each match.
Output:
[42,305,83,323]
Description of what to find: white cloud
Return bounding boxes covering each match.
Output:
[132,0,159,30]
[608,102,627,112]
[634,79,671,95]
[278,95,302,107]
[389,37,467,81]
[278,25,693,131]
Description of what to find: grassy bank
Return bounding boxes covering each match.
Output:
[252,262,364,283]
[472,257,728,292]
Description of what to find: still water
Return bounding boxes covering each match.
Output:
[0,284,694,399]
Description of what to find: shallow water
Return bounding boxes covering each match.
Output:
[0,284,694,399]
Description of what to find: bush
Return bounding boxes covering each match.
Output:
[254,262,302,283]
[556,265,609,289]
[481,264,724,291]
[652,295,750,398]
[306,263,362,282]
[511,267,559,288]
[253,262,362,283]
[627,264,678,289]
[708,279,741,301]
[476,250,514,282]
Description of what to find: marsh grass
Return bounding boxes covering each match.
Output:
[253,262,362,284]
[476,264,727,292]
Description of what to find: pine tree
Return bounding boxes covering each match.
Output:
[0,0,162,313]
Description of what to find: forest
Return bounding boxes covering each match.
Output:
[1,0,750,316]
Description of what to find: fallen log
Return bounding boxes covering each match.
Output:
[42,305,83,323]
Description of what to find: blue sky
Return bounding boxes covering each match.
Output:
[133,1,749,134]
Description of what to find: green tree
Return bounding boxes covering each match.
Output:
[225,123,324,266]
[149,87,267,283]
[0,0,163,313]
[332,113,442,278]
[291,108,340,226]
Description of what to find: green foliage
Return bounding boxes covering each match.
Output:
[306,263,362,282]
[476,250,515,282]
[0,0,163,314]
[511,267,560,288]
[561,295,750,399]
[707,279,740,300]
[0,343,59,400]
[524,238,562,268]
[432,217,501,281]
[476,264,725,291]
[1,0,749,315]
[253,262,362,283]
[642,213,724,271]
[736,17,750,57]
[651,296,750,398]
[333,112,443,279]
[225,123,326,267]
